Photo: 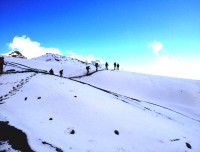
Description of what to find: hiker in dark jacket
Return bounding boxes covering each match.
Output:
[95,63,99,71]
[86,66,90,75]
[49,68,54,75]
[0,56,5,73]
[59,70,63,77]
[114,62,116,70]
[105,62,109,70]
[117,63,120,70]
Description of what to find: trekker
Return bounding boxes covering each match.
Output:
[95,63,99,71]
[117,63,120,70]
[59,70,63,77]
[105,62,109,70]
[114,62,116,70]
[0,56,5,74]
[86,66,90,75]
[49,68,54,75]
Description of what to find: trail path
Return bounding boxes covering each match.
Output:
[1,61,199,123]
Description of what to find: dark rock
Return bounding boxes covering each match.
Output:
[0,121,33,152]
[170,139,180,142]
[8,51,26,58]
[56,147,63,152]
[70,130,75,134]
[114,130,119,135]
[24,97,27,101]
[186,142,192,149]
[49,118,53,120]
[74,96,77,98]
[37,97,41,99]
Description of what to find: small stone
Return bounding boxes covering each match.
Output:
[49,118,53,120]
[186,142,192,149]
[70,130,75,134]
[24,97,27,101]
[37,97,41,99]
[114,130,119,135]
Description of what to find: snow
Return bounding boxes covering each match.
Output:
[77,70,200,120]
[1,54,200,152]
[3,53,97,77]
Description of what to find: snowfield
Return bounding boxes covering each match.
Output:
[77,70,200,120]
[0,54,200,152]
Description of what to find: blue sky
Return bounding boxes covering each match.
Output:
[0,0,200,79]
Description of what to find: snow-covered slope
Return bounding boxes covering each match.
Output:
[3,53,97,77]
[76,70,200,120]
[1,55,200,152]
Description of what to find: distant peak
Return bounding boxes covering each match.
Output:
[9,51,26,59]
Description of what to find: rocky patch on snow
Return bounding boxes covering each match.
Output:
[0,121,33,152]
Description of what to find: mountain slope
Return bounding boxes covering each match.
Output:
[3,53,97,77]
[0,55,200,152]
[76,70,200,120]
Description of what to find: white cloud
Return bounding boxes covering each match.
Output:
[149,41,163,55]
[67,51,75,55]
[126,54,200,80]
[125,42,200,79]
[8,35,61,59]
[67,53,104,64]
[154,55,200,79]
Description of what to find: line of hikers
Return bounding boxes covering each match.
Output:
[86,62,120,75]
[49,61,120,76]
[0,56,120,77]
[49,69,63,77]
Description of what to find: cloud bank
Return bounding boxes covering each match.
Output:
[126,41,200,80]
[127,55,200,80]
[8,35,61,59]
[66,51,104,64]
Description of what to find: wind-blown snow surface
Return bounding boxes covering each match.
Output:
[0,54,200,152]
[77,70,200,120]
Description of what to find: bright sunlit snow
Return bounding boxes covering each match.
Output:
[0,54,200,152]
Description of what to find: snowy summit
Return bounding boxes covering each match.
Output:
[0,53,200,152]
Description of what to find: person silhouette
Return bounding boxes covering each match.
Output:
[86,66,90,75]
[105,62,109,70]
[0,56,5,74]
[59,69,63,77]
[95,63,99,71]
[49,68,54,75]
[117,63,120,70]
[114,62,116,70]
